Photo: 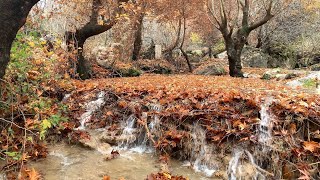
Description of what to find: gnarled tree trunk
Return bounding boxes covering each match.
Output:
[0,0,40,79]
[208,0,274,77]
[66,0,126,79]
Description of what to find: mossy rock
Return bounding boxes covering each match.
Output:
[194,64,227,76]
[119,68,141,77]
[310,64,320,71]
[136,59,174,74]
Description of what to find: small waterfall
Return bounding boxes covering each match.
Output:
[228,149,244,180]
[76,91,106,130]
[258,98,274,147]
[118,114,138,149]
[190,124,216,177]
[148,103,162,136]
[227,98,275,180]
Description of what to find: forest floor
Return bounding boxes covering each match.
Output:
[1,67,320,179]
[1,32,320,179]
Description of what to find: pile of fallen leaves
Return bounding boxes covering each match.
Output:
[63,74,320,179]
[146,172,187,180]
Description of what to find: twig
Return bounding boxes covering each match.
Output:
[141,112,156,145]
[0,118,36,135]
[309,161,320,166]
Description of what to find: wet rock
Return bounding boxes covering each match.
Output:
[78,130,111,151]
[100,131,137,145]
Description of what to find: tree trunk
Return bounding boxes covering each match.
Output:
[76,41,91,79]
[180,48,192,73]
[0,0,40,79]
[132,13,144,61]
[227,52,243,77]
[224,30,248,77]
[65,0,122,79]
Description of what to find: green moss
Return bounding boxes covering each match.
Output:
[119,68,141,77]
[301,78,318,88]
[212,39,225,54]
[261,73,272,80]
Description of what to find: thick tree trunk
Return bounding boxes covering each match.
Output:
[65,0,121,79]
[224,30,247,77]
[227,52,243,77]
[0,0,40,79]
[76,41,91,79]
[132,13,144,61]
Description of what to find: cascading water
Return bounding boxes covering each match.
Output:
[118,114,138,149]
[228,149,244,180]
[227,98,274,180]
[258,98,274,147]
[190,124,216,177]
[117,103,162,153]
[76,91,106,130]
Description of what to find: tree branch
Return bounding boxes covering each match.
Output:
[248,0,274,31]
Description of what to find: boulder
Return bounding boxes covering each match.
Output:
[310,64,320,71]
[241,46,278,68]
[286,72,320,89]
[95,43,123,68]
[136,59,175,74]
[261,69,299,80]
[194,62,227,76]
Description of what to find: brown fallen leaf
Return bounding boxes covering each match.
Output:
[27,168,41,180]
[303,141,320,153]
[102,175,110,180]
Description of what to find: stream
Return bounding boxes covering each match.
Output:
[27,94,276,179]
[29,143,212,180]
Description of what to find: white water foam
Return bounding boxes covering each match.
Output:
[258,98,274,147]
[228,149,243,180]
[76,91,106,130]
[49,151,73,166]
[190,124,216,177]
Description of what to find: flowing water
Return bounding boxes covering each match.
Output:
[77,91,106,130]
[258,98,274,147]
[190,124,216,177]
[27,93,277,180]
[29,143,210,180]
[227,98,274,180]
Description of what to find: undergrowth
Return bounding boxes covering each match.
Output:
[0,30,72,178]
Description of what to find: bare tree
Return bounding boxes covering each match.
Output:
[65,0,128,79]
[208,0,283,77]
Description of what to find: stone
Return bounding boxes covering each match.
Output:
[216,51,227,59]
[241,46,277,68]
[194,63,227,76]
[94,43,123,68]
[310,64,320,71]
